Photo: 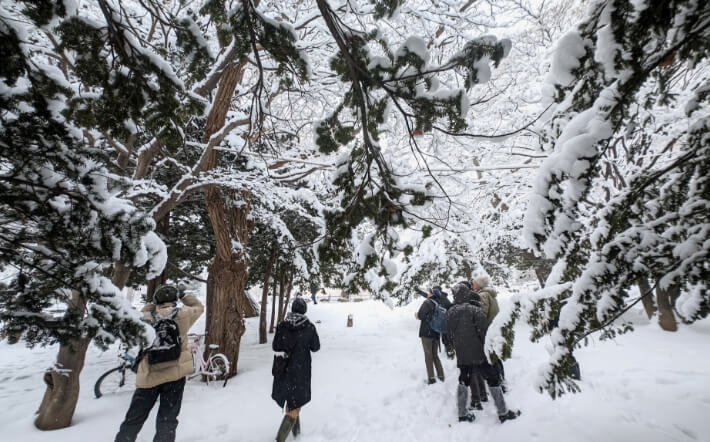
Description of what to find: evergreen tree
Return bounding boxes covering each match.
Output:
[488,0,710,398]
[0,0,211,429]
[312,0,512,295]
[0,0,168,353]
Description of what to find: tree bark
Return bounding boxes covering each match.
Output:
[657,285,678,332]
[146,213,170,302]
[35,291,90,430]
[277,271,287,322]
[280,270,294,321]
[204,187,251,376]
[259,245,277,343]
[112,262,132,293]
[269,279,277,334]
[636,276,657,319]
[200,61,254,376]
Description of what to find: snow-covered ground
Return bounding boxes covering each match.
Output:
[1,291,709,441]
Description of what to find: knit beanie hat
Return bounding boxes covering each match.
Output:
[292,297,307,314]
[474,275,490,288]
[154,284,179,304]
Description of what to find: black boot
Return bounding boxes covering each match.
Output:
[276,415,296,442]
[470,401,483,410]
[458,412,476,422]
[292,416,300,438]
[499,409,521,423]
[490,386,520,423]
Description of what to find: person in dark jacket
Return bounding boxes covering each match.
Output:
[446,282,520,423]
[415,288,445,384]
[272,297,320,442]
[430,285,455,359]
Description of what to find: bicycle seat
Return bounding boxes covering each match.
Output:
[208,344,219,350]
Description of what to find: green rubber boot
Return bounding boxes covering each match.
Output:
[276,415,296,442]
[292,416,300,437]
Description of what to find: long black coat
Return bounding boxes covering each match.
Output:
[271,313,320,409]
[446,289,488,366]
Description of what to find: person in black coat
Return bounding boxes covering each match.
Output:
[272,297,320,442]
[415,287,446,384]
[446,282,520,423]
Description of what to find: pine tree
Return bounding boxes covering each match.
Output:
[0,2,176,429]
[312,0,512,296]
[488,0,710,398]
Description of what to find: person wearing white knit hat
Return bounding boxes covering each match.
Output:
[472,274,506,393]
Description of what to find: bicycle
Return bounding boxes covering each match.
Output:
[187,333,230,388]
[94,345,137,398]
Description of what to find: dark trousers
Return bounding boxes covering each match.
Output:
[115,377,186,442]
[495,358,505,380]
[459,361,501,388]
[469,373,488,403]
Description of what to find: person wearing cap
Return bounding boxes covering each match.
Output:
[447,281,520,423]
[272,297,320,442]
[414,287,446,384]
[115,284,204,442]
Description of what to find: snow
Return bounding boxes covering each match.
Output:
[396,36,430,67]
[547,31,587,86]
[1,291,709,441]
[594,3,622,79]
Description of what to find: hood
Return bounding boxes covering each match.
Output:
[283,312,309,330]
[452,283,473,304]
[479,287,497,298]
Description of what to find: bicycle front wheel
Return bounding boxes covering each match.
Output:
[94,365,135,398]
[206,354,230,388]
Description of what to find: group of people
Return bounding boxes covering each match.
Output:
[112,285,320,442]
[112,276,517,442]
[415,275,521,423]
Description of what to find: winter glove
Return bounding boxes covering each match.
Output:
[446,347,455,360]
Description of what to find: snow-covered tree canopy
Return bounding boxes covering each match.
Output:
[487,0,710,398]
[0,3,168,348]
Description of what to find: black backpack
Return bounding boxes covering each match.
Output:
[147,308,182,364]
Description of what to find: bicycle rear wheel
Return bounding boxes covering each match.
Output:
[94,365,135,398]
[206,354,230,388]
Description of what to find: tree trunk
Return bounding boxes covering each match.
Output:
[201,61,252,376]
[204,188,251,376]
[112,262,132,293]
[259,246,277,344]
[269,279,277,334]
[146,213,170,302]
[277,271,286,323]
[35,291,90,430]
[657,285,678,332]
[636,277,657,320]
[280,271,294,321]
